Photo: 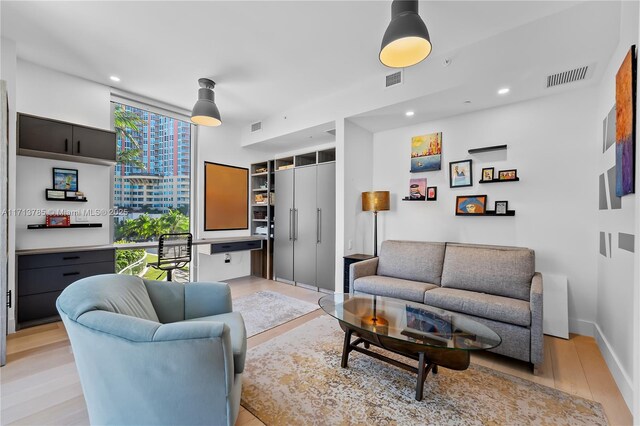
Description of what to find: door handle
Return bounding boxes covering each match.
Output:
[77,140,81,153]
[289,208,293,241]
[317,208,321,243]
[63,256,80,260]
[294,208,299,241]
[63,272,80,277]
[65,138,68,152]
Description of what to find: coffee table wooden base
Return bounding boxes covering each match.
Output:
[339,323,469,401]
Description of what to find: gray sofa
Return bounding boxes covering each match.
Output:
[57,274,246,426]
[350,240,543,370]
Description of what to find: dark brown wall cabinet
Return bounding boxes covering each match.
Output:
[18,113,116,164]
[17,249,115,327]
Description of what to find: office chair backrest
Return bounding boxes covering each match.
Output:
[158,233,193,268]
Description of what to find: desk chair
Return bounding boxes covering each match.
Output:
[151,233,192,282]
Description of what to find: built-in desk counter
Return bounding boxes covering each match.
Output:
[14,236,267,329]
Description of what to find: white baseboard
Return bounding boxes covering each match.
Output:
[568,318,595,337]
[593,323,634,412]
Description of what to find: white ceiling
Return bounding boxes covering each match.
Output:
[1,1,584,128]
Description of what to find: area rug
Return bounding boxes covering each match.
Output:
[241,315,608,425]
[234,291,319,337]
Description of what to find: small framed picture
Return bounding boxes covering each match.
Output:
[455,195,487,215]
[426,186,437,201]
[46,214,70,227]
[498,169,518,180]
[481,167,495,182]
[409,178,427,200]
[45,189,66,200]
[53,168,78,191]
[495,201,508,215]
[449,159,473,188]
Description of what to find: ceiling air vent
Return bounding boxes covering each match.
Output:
[546,66,589,88]
[385,70,403,88]
[250,121,262,133]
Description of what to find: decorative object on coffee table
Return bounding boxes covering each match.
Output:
[449,159,472,188]
[362,191,390,256]
[455,195,487,215]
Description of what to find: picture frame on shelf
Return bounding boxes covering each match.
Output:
[427,186,437,201]
[53,168,78,191]
[449,159,473,188]
[498,169,518,180]
[46,214,70,227]
[495,200,508,215]
[409,178,427,200]
[481,167,495,182]
[455,195,487,215]
[45,189,66,200]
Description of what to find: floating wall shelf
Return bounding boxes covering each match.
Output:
[479,178,520,184]
[402,197,436,202]
[468,144,508,154]
[484,210,516,216]
[27,223,103,229]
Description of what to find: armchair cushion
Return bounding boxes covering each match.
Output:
[58,274,159,322]
[185,282,233,319]
[354,275,438,303]
[187,311,247,374]
[423,287,531,327]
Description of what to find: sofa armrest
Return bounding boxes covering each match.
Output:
[185,282,233,320]
[530,272,543,366]
[349,258,379,294]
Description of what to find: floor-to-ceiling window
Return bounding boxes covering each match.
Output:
[112,101,191,281]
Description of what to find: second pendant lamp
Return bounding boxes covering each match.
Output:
[379,0,432,68]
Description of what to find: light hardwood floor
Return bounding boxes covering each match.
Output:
[1,276,632,426]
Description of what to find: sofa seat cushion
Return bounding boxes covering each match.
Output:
[187,311,247,373]
[353,275,438,303]
[378,241,446,285]
[440,244,535,301]
[423,287,531,327]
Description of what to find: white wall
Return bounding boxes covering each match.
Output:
[594,0,639,411]
[371,88,599,331]
[195,124,269,281]
[344,120,373,256]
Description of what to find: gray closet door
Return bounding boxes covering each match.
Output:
[293,166,317,286]
[274,169,294,281]
[316,162,336,291]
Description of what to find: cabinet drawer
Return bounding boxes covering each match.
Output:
[18,249,115,270]
[18,291,63,324]
[18,261,115,296]
[211,240,263,254]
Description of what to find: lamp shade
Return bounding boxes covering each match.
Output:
[362,191,390,212]
[379,0,432,68]
[191,78,222,127]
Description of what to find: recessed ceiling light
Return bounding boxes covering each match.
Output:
[498,87,510,95]
[464,100,472,104]
[110,76,121,82]
[405,111,415,117]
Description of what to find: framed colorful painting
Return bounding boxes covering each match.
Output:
[455,195,487,216]
[449,159,473,188]
[410,132,442,172]
[409,178,427,200]
[616,45,636,197]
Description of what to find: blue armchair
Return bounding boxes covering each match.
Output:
[56,274,246,426]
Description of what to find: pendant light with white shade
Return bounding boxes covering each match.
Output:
[191,78,222,127]
[379,0,432,68]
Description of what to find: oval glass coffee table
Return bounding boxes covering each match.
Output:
[319,293,501,400]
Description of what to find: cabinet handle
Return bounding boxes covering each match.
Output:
[294,209,299,241]
[63,256,80,260]
[77,140,81,153]
[289,209,293,241]
[317,208,321,243]
[65,138,68,152]
[63,272,80,277]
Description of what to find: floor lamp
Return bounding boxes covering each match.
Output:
[361,191,390,257]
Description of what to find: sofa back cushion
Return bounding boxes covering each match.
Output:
[440,244,535,301]
[57,274,160,322]
[377,240,446,284]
